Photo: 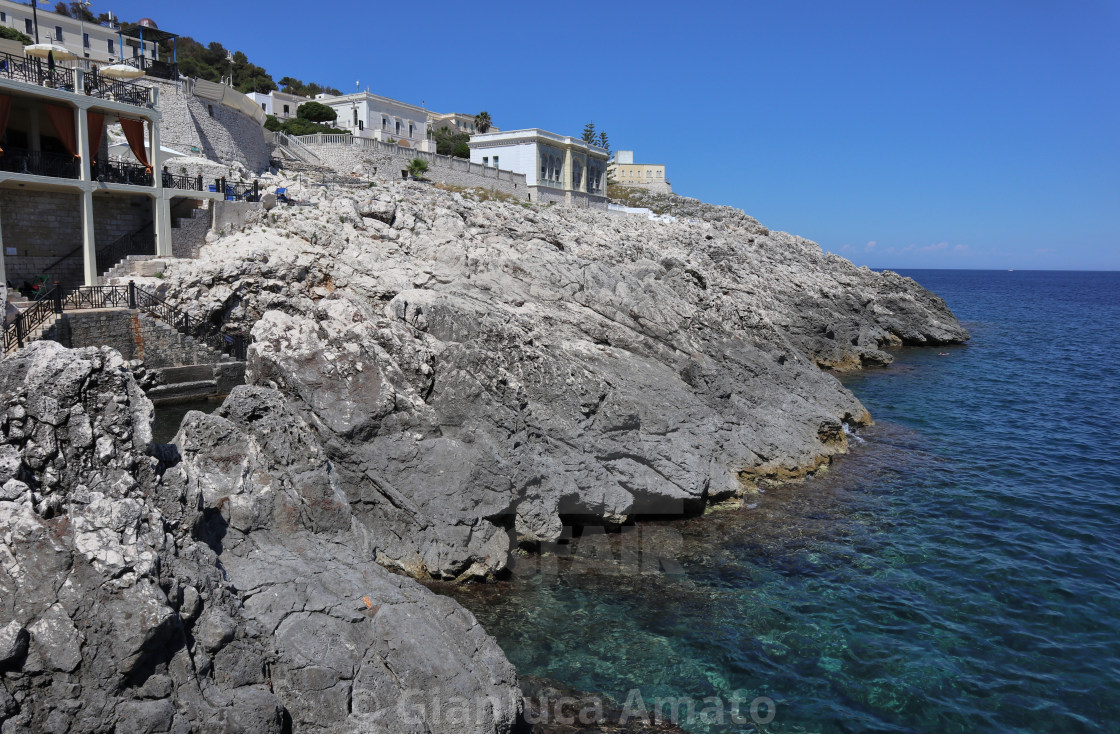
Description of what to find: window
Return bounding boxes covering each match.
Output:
[395,121,401,135]
[283,104,290,115]
[353,109,358,126]
[482,157,488,166]
[358,120,363,131]
[25,19,33,35]
[408,123,414,138]
[382,117,388,129]
[0,13,5,22]
[83,33,89,48]
[108,39,114,54]
[55,26,62,41]
[208,104,214,118]
[261,103,266,111]
[492,156,498,168]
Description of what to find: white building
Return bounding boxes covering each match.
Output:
[609,150,671,194]
[468,129,609,208]
[429,112,499,136]
[0,1,170,69]
[246,90,308,120]
[315,91,434,151]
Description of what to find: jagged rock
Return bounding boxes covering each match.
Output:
[0,344,518,733]
[112,179,967,582]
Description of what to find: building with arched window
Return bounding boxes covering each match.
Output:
[468,129,609,209]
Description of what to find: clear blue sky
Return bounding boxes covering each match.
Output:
[105,0,1118,270]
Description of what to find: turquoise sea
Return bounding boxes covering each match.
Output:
[449,270,1120,733]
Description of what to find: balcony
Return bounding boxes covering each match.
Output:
[93,159,153,187]
[0,148,79,179]
[0,50,152,108]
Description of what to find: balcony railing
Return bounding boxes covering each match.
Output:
[94,159,153,187]
[0,50,152,108]
[0,148,80,179]
[163,172,204,191]
[119,56,179,81]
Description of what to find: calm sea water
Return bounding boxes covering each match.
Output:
[448,270,1120,733]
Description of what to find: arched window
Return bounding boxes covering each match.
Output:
[540,155,547,180]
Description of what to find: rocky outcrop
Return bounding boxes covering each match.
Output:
[111,180,966,583]
[0,342,517,733]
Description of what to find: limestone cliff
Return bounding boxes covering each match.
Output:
[126,181,967,582]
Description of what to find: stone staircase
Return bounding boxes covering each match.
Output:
[101,255,158,283]
[171,199,211,259]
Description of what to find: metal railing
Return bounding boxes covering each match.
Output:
[97,232,156,275]
[0,51,152,107]
[3,287,62,354]
[0,148,80,179]
[6,282,249,360]
[163,172,204,191]
[94,159,154,187]
[0,51,75,90]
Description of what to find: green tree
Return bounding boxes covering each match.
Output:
[296,101,337,123]
[581,121,596,145]
[0,26,33,45]
[433,126,471,158]
[279,77,341,97]
[263,114,283,132]
[407,158,429,178]
[474,111,492,134]
[597,131,609,152]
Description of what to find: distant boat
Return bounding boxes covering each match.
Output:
[1008,269,1014,272]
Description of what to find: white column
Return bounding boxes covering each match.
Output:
[0,206,7,308]
[155,194,172,257]
[81,189,97,285]
[75,103,92,183]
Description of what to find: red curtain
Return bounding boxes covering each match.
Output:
[119,117,150,172]
[45,104,78,159]
[87,111,104,164]
[0,95,11,157]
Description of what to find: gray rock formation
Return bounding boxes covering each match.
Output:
[0,342,517,733]
[113,180,966,583]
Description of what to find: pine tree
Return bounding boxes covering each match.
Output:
[597,131,609,152]
[582,121,596,145]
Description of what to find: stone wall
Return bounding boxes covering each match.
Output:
[1,191,152,288]
[300,143,531,200]
[148,80,271,174]
[45,310,225,368]
[171,200,212,259]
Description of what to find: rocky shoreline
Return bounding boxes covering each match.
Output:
[1,183,967,731]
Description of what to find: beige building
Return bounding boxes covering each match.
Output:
[469,128,609,209]
[429,112,498,136]
[609,150,671,194]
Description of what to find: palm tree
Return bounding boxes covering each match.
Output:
[407,158,429,179]
[475,111,492,134]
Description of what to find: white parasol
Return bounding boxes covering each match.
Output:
[24,43,77,61]
[100,63,146,80]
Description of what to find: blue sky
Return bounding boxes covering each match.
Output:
[103,0,1118,270]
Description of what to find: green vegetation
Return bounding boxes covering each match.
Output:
[407,158,430,178]
[278,77,341,97]
[295,101,336,123]
[474,111,492,134]
[264,102,345,137]
[582,121,596,144]
[432,127,471,159]
[0,26,32,45]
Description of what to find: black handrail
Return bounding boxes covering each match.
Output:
[0,148,80,179]
[0,51,151,107]
[94,159,154,187]
[3,288,62,353]
[41,226,155,278]
[6,283,250,360]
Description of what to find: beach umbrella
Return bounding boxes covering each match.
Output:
[24,42,76,61]
[100,63,145,80]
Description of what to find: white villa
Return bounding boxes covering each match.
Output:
[468,129,609,208]
[315,91,434,151]
[609,150,671,194]
[246,90,308,120]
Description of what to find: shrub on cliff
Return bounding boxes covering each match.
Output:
[0,26,32,45]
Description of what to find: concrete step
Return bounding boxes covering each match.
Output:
[158,364,216,384]
[146,379,219,404]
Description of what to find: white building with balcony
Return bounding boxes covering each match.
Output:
[314,91,434,152]
[468,129,609,208]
